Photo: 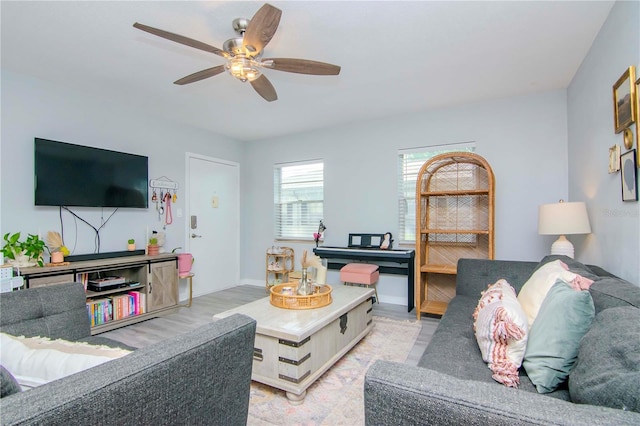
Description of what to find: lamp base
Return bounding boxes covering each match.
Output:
[550,235,574,258]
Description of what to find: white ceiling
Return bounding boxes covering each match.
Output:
[1,1,614,142]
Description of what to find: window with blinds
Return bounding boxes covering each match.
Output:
[397,142,475,243]
[274,160,324,240]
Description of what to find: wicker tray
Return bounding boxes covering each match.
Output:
[270,284,332,310]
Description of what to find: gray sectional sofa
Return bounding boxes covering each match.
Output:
[0,282,256,425]
[365,256,640,425]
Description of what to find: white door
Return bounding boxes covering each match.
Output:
[186,154,240,297]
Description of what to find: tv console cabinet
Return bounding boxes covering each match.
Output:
[16,253,179,335]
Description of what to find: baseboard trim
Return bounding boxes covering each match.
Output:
[241,278,265,287]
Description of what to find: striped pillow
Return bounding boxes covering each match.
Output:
[473,279,529,387]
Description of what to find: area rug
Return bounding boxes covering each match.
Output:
[247,316,422,425]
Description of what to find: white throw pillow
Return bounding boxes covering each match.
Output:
[517,260,577,327]
[0,333,130,390]
[473,279,529,388]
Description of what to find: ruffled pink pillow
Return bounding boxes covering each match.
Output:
[473,279,529,387]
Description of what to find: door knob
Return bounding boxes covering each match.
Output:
[191,233,202,238]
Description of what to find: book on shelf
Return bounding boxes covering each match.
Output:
[76,272,89,291]
[86,298,112,327]
[86,290,148,327]
[108,291,146,321]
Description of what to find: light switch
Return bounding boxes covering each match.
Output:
[212,196,219,208]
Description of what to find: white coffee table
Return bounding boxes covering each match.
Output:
[214,284,374,404]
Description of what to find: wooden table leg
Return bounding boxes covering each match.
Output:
[180,274,194,307]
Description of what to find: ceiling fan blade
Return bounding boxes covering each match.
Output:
[133,22,227,58]
[174,65,226,85]
[242,4,282,54]
[250,75,278,102]
[261,58,341,75]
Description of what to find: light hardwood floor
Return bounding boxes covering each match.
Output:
[100,285,439,366]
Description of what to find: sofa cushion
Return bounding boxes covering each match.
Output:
[517,259,593,327]
[569,306,640,412]
[419,295,493,383]
[0,365,21,398]
[419,298,568,399]
[588,276,640,313]
[538,255,600,280]
[473,279,528,387]
[0,333,130,390]
[523,280,595,393]
[0,282,92,341]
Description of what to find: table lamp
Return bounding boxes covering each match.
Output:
[538,200,591,258]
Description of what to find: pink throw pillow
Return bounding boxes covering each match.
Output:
[473,279,529,388]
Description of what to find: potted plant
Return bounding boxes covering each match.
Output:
[2,232,46,267]
[46,231,69,264]
[147,237,159,256]
[127,239,136,251]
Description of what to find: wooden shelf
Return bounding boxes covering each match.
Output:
[415,152,495,319]
[419,300,449,316]
[419,229,489,234]
[89,305,178,334]
[19,254,179,334]
[85,283,143,297]
[420,189,489,196]
[266,247,295,292]
[420,264,457,274]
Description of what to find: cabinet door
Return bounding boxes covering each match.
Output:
[28,273,76,288]
[147,261,178,311]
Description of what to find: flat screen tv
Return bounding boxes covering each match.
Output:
[34,138,148,208]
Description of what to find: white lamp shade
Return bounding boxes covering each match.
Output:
[538,201,591,235]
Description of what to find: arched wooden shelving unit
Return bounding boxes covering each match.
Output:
[415,152,495,317]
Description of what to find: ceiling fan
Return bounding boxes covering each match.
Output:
[133,3,341,102]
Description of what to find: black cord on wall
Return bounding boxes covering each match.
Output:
[60,206,119,253]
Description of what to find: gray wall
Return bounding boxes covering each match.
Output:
[1,70,242,257]
[567,0,640,284]
[242,90,570,304]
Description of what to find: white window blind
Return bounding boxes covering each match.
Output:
[397,142,475,243]
[274,160,324,240]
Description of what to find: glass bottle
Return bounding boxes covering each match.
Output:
[297,268,311,295]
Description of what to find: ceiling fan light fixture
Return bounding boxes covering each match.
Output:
[134,3,339,101]
[225,56,261,82]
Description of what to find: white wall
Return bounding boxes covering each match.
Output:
[242,90,570,304]
[567,0,640,284]
[1,70,243,264]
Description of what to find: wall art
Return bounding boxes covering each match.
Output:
[636,77,640,166]
[613,66,636,134]
[620,149,638,201]
[608,144,620,173]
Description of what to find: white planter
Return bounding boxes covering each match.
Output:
[7,252,37,268]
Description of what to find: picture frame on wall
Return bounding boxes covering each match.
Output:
[612,66,636,134]
[608,144,620,173]
[636,77,640,165]
[620,149,638,201]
